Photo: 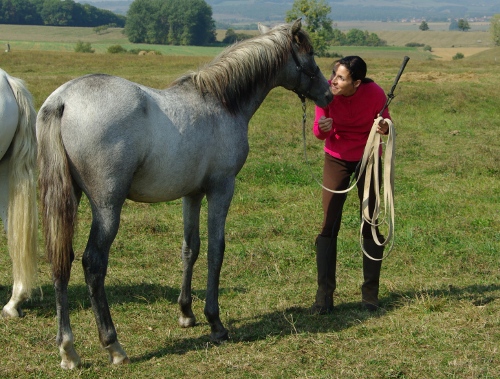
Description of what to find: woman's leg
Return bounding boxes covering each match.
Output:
[311,155,356,313]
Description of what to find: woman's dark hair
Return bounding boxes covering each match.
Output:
[334,55,373,83]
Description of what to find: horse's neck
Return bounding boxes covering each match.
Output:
[239,85,275,120]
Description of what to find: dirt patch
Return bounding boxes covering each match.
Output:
[431,47,490,60]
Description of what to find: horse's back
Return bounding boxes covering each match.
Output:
[40,74,248,203]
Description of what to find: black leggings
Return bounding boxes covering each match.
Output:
[320,153,382,239]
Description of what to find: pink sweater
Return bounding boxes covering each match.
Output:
[313,81,391,161]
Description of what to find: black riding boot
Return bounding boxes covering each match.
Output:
[310,235,336,314]
[361,238,384,311]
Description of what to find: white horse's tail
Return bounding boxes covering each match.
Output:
[37,97,77,283]
[6,75,38,300]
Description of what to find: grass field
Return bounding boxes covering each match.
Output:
[0,25,499,378]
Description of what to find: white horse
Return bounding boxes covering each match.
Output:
[0,68,38,318]
[37,19,332,368]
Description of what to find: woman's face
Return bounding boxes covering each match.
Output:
[330,64,360,97]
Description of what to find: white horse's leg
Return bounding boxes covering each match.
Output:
[0,159,25,317]
[178,193,204,328]
[204,178,235,342]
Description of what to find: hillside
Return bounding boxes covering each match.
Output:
[83,0,500,23]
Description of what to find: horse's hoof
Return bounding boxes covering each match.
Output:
[111,355,130,365]
[179,315,196,328]
[211,329,229,344]
[60,359,81,370]
[1,305,23,318]
[105,341,129,365]
[60,343,82,369]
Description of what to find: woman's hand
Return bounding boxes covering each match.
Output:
[377,117,390,135]
[318,116,333,133]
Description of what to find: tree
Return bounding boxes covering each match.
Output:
[491,14,500,46]
[457,18,470,31]
[345,28,365,45]
[125,0,216,46]
[285,0,333,56]
[419,21,429,31]
[124,0,162,43]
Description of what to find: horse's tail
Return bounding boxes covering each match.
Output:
[6,75,38,297]
[37,96,77,282]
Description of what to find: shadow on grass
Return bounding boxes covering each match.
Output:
[2,281,498,363]
[0,282,247,318]
[133,282,500,363]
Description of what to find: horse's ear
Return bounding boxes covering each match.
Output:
[258,22,271,34]
[291,18,302,35]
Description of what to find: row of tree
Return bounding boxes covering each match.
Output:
[419,19,472,32]
[0,0,125,27]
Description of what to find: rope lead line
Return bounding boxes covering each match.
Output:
[359,116,395,261]
[301,103,396,261]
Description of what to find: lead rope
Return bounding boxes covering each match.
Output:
[300,99,395,260]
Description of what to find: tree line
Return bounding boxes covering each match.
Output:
[0,0,125,27]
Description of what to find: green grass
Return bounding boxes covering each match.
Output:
[0,30,498,378]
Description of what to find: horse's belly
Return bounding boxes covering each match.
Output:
[127,167,205,203]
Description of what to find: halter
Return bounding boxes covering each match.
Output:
[290,40,320,102]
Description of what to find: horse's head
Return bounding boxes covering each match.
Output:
[261,19,333,108]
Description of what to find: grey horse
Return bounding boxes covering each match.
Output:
[37,19,333,369]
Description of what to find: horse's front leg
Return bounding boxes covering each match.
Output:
[204,178,235,342]
[178,193,204,328]
[83,205,129,365]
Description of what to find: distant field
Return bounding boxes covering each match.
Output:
[0,25,224,56]
[0,23,495,60]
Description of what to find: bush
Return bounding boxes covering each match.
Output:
[423,45,432,52]
[405,42,424,47]
[74,41,94,53]
[452,52,465,60]
[108,45,127,54]
[323,51,343,58]
[128,49,162,56]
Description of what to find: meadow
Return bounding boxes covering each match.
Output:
[0,25,499,378]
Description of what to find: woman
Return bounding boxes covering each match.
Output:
[311,55,391,314]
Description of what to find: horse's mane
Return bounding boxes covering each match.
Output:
[171,23,313,114]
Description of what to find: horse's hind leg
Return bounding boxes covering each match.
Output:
[83,203,129,365]
[178,193,204,328]
[0,159,28,318]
